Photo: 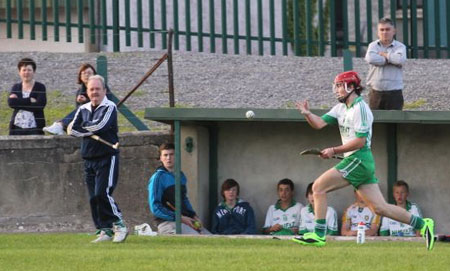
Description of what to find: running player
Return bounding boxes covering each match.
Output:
[292,71,435,250]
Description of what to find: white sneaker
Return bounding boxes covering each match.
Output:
[134,223,157,236]
[91,230,113,243]
[113,223,129,243]
[43,122,64,135]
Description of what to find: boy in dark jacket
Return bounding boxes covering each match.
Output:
[211,179,256,234]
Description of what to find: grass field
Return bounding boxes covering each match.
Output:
[0,234,448,271]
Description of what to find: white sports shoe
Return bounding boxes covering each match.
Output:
[134,223,157,236]
[91,230,113,243]
[43,122,64,135]
[113,222,129,243]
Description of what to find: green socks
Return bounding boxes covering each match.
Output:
[314,219,327,238]
[410,215,425,230]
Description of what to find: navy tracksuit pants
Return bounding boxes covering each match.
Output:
[84,154,122,229]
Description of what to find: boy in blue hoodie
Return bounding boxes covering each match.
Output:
[211,179,256,234]
[148,143,210,234]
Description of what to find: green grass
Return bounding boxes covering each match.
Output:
[0,234,448,271]
[0,91,10,134]
[404,98,427,110]
[0,90,167,135]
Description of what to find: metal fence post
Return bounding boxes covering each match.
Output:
[17,0,23,39]
[343,49,353,71]
[112,0,120,52]
[30,0,36,40]
[168,29,175,109]
[53,0,59,41]
[96,56,149,131]
[174,120,182,234]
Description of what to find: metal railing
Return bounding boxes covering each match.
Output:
[0,0,449,58]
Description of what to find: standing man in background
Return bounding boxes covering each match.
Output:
[365,17,406,110]
[69,74,128,243]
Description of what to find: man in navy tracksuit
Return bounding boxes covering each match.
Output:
[148,143,210,234]
[69,75,128,243]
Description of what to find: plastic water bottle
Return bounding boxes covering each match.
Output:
[356,222,366,244]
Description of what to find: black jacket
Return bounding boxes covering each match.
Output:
[8,81,47,134]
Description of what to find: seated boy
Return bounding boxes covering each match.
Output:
[263,179,303,235]
[299,182,338,236]
[341,191,381,236]
[379,180,422,237]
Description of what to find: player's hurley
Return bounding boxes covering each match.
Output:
[300,148,343,160]
[166,201,202,232]
[90,135,119,149]
[68,121,119,149]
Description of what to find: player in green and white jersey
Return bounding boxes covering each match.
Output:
[380,180,422,237]
[263,179,303,235]
[299,183,338,235]
[292,71,435,250]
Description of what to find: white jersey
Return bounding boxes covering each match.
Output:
[342,203,381,231]
[321,96,373,156]
[299,204,338,235]
[263,201,303,230]
[380,201,422,237]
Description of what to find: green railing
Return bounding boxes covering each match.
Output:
[0,0,449,58]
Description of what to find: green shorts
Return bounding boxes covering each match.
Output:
[335,148,378,188]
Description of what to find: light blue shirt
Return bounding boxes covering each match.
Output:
[365,39,406,91]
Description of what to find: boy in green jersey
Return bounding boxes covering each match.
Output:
[292,71,435,250]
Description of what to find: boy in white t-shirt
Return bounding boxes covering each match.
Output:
[263,179,303,235]
[299,182,338,236]
[341,191,380,236]
[380,181,422,237]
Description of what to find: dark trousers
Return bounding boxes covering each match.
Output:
[61,109,77,130]
[368,88,404,110]
[84,154,122,229]
[9,125,44,135]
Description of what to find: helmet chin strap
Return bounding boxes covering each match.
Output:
[338,85,354,103]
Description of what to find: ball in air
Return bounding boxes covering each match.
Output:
[246,110,255,119]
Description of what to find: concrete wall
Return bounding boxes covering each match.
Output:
[179,121,449,234]
[397,124,450,233]
[0,132,170,232]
